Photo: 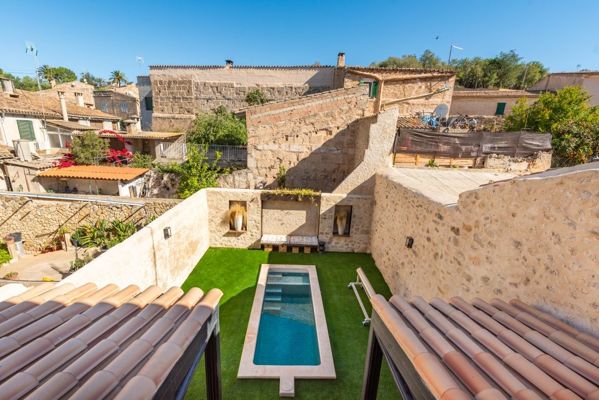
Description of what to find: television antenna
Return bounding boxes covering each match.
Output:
[447,44,463,64]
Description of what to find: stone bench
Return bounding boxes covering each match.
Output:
[261,234,319,253]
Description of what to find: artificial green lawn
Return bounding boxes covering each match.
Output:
[182,248,399,399]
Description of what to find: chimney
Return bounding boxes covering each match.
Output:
[75,92,84,107]
[225,59,234,69]
[0,78,14,94]
[57,91,68,121]
[336,52,346,68]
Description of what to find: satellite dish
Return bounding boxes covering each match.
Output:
[433,103,449,119]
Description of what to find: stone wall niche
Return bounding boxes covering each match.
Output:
[228,201,248,232]
[333,205,352,236]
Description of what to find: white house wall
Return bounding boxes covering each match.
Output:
[0,116,50,150]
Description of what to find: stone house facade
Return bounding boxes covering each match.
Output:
[144,54,457,132]
[530,71,599,106]
[243,63,457,192]
[450,88,539,116]
[244,85,376,192]
[147,61,345,131]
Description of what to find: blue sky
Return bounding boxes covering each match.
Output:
[2,0,598,81]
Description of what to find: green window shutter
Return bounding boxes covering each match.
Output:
[370,81,379,98]
[145,96,153,111]
[16,120,35,140]
[495,102,507,116]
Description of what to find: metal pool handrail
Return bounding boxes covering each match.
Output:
[348,267,376,325]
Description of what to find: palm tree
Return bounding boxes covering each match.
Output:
[37,65,55,83]
[110,70,126,87]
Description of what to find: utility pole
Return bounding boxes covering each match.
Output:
[25,42,48,129]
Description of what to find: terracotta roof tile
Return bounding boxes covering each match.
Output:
[0,283,221,399]
[373,294,599,399]
[38,165,150,181]
[0,90,119,120]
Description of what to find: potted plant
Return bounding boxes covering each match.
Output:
[229,203,247,232]
[336,211,348,235]
[57,226,71,251]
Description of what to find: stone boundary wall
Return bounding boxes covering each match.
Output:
[0,193,180,252]
[63,190,209,289]
[150,67,338,131]
[371,165,599,333]
[245,86,374,191]
[206,188,372,252]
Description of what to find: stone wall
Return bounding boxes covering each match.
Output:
[150,66,339,131]
[0,193,179,252]
[206,189,263,249]
[63,189,208,289]
[344,71,455,115]
[262,199,320,236]
[245,86,374,191]
[370,165,599,333]
[319,193,372,252]
[450,93,538,116]
[206,188,372,252]
[333,108,398,195]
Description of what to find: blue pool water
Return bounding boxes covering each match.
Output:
[253,271,320,366]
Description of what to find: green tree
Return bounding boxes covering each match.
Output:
[18,76,49,91]
[372,54,422,68]
[0,68,49,91]
[110,70,126,87]
[246,89,268,106]
[37,65,76,84]
[175,146,222,199]
[419,50,446,69]
[80,72,106,87]
[70,132,108,165]
[37,65,55,83]
[505,86,599,166]
[187,106,247,145]
[373,50,547,89]
[130,152,154,168]
[515,61,548,89]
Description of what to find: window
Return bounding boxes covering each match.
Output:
[333,205,352,236]
[145,96,153,111]
[360,79,378,98]
[495,102,507,116]
[119,103,129,114]
[16,120,35,141]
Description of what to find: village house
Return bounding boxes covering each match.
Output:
[450,87,539,116]
[0,77,119,152]
[144,55,347,131]
[142,53,458,133]
[37,164,149,197]
[93,82,141,125]
[137,75,153,130]
[39,80,96,108]
[530,70,599,105]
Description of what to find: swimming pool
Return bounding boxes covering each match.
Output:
[254,271,320,366]
[238,264,336,397]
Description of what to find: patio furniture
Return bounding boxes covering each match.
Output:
[261,234,319,253]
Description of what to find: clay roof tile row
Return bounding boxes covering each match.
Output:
[373,294,599,399]
[0,283,222,399]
